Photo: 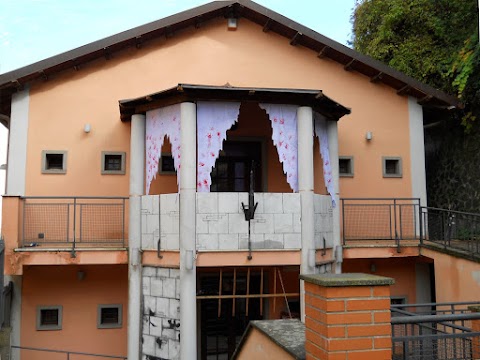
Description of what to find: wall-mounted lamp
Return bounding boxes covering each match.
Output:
[84,123,92,133]
[185,250,194,270]
[365,131,373,141]
[77,270,86,281]
[227,18,238,30]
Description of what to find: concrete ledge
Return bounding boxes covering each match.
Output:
[300,273,394,287]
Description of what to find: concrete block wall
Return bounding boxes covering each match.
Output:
[196,192,304,251]
[141,194,180,251]
[142,266,181,360]
[314,194,334,250]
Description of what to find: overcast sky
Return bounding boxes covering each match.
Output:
[0,0,357,229]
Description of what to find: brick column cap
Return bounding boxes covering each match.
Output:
[300,273,394,287]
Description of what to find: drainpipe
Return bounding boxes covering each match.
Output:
[297,106,315,322]
[128,114,145,360]
[326,120,342,274]
[179,102,197,359]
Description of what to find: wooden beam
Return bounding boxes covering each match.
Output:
[135,36,142,49]
[370,71,383,83]
[197,293,300,300]
[290,32,302,46]
[344,59,356,71]
[397,85,411,96]
[260,268,264,316]
[317,45,329,58]
[103,47,111,60]
[263,18,272,32]
[218,269,223,318]
[38,71,48,81]
[246,267,251,317]
[418,94,433,105]
[232,268,237,316]
[194,16,202,29]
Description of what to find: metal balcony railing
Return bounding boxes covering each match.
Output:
[391,302,480,360]
[11,345,127,359]
[420,207,480,257]
[341,198,421,245]
[21,197,128,249]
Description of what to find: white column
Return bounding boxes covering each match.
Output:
[327,120,342,274]
[128,114,145,360]
[179,102,197,360]
[6,89,30,196]
[297,106,315,322]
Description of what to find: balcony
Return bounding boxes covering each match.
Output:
[140,192,333,254]
[19,197,128,249]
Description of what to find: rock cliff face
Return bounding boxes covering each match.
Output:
[426,121,480,212]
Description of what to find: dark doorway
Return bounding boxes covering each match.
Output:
[210,141,262,192]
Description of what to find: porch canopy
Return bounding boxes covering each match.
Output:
[119,84,351,198]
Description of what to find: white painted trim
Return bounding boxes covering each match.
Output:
[408,97,427,208]
[6,89,30,196]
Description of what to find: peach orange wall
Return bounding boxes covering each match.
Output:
[235,327,294,360]
[21,264,127,358]
[25,17,411,199]
[421,247,480,303]
[343,258,418,303]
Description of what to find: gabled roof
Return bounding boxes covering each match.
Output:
[119,84,351,121]
[0,0,461,123]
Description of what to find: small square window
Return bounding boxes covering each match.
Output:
[101,152,126,175]
[36,306,62,330]
[383,157,402,178]
[339,156,354,177]
[42,151,67,174]
[159,153,176,174]
[97,304,122,329]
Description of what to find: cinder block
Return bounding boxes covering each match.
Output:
[156,298,169,317]
[251,234,265,249]
[196,214,209,234]
[143,267,156,277]
[142,334,156,356]
[263,193,283,213]
[252,214,274,234]
[142,315,150,335]
[142,233,155,250]
[229,213,248,234]
[144,296,156,315]
[160,213,179,235]
[146,214,160,235]
[209,214,229,234]
[149,316,163,337]
[155,337,169,359]
[218,233,239,250]
[151,277,163,297]
[218,193,239,213]
[160,193,180,214]
[284,233,301,249]
[197,234,219,250]
[274,213,294,233]
[169,299,180,319]
[163,234,180,250]
[143,277,151,296]
[197,192,218,213]
[163,278,176,299]
[157,268,170,278]
[283,193,301,214]
[169,339,180,359]
[170,268,180,279]
[293,214,301,233]
[264,234,284,249]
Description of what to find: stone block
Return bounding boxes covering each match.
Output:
[197,192,218,213]
[284,233,301,249]
[143,267,157,277]
[156,298,169,317]
[146,214,160,235]
[209,214,229,234]
[239,235,249,249]
[197,234,219,250]
[274,213,294,233]
[160,213,179,234]
[149,316,163,337]
[163,278,176,299]
[169,299,180,319]
[143,277,151,296]
[175,279,180,299]
[141,196,154,214]
[252,192,264,213]
[251,234,265,249]
[263,193,283,213]
[196,214,209,234]
[228,213,248,234]
[252,214,274,234]
[218,192,239,213]
[170,268,180,279]
[142,334,156,356]
[293,213,301,233]
[162,328,177,340]
[155,338,169,359]
[142,315,150,335]
[157,268,170,278]
[218,233,239,250]
[144,296,156,315]
[142,233,155,250]
[264,233,284,249]
[169,339,180,359]
[151,277,163,297]
[163,234,180,250]
[283,193,301,214]
[160,193,180,214]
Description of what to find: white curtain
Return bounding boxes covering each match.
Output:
[145,104,181,195]
[197,101,241,192]
[314,112,336,207]
[259,103,299,192]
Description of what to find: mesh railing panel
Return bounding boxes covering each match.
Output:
[80,204,124,243]
[23,203,69,244]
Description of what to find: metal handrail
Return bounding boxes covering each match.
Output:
[11,345,127,359]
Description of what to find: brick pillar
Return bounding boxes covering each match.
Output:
[468,305,480,359]
[300,273,394,360]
